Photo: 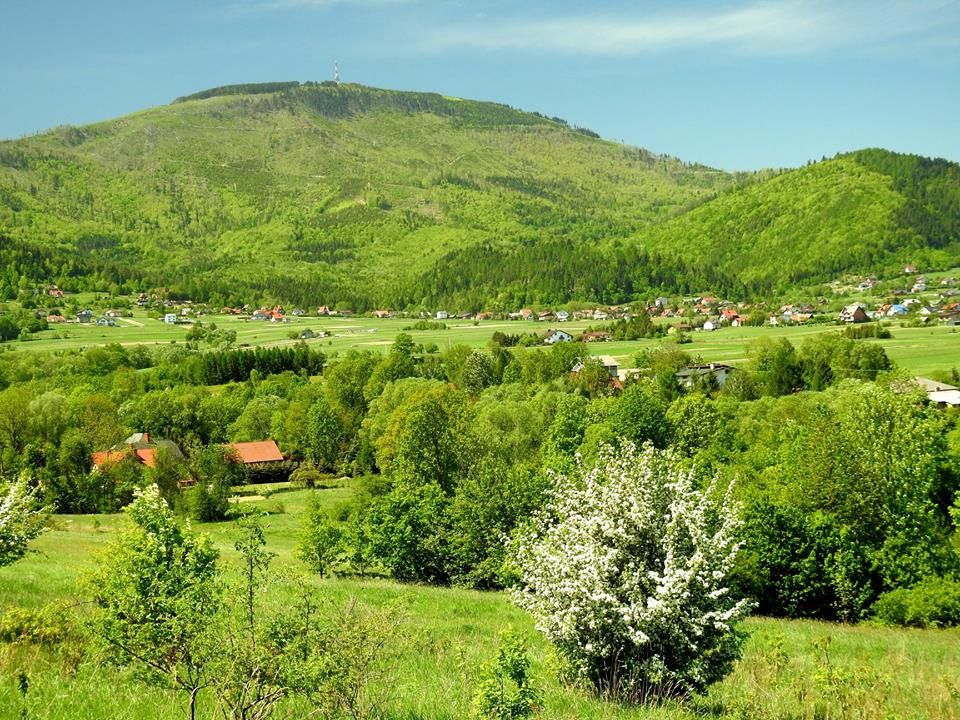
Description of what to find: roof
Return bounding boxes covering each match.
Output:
[229,440,284,464]
[913,377,959,393]
[928,389,960,406]
[91,450,129,468]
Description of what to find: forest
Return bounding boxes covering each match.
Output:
[2,84,959,311]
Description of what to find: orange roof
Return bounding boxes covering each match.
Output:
[91,450,127,468]
[229,440,284,464]
[135,448,157,468]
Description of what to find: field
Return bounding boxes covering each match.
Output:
[2,485,959,720]
[17,302,960,378]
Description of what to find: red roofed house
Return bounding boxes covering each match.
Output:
[91,432,183,471]
[227,440,289,483]
[229,440,285,465]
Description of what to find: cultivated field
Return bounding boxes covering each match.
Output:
[2,485,959,720]
[19,306,960,377]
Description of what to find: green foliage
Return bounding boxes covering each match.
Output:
[88,485,220,717]
[297,493,342,577]
[871,577,960,628]
[472,629,540,720]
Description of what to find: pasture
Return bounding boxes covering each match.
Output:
[18,305,960,377]
[2,485,959,719]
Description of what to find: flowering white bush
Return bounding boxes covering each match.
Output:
[511,443,750,702]
[0,475,48,567]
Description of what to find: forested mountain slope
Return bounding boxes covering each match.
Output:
[0,82,957,308]
[0,82,729,308]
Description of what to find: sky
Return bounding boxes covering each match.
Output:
[2,0,959,170]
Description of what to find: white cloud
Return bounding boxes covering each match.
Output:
[423,0,960,56]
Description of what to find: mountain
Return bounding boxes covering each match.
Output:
[0,81,957,309]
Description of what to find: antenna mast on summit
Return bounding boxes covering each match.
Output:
[334,62,341,84]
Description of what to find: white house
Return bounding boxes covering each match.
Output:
[163,313,178,324]
[556,310,570,322]
[544,329,573,345]
[676,363,735,389]
[436,310,449,320]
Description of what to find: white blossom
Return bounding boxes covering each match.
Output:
[511,443,751,701]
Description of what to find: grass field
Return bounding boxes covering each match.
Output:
[16,305,960,378]
[2,486,959,719]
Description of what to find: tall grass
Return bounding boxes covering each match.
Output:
[1,489,958,719]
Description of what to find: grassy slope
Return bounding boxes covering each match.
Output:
[2,487,958,719]
[0,84,729,306]
[3,83,957,307]
[16,304,960,377]
[635,151,960,295]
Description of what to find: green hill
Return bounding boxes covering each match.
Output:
[0,81,957,308]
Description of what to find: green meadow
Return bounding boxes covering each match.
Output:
[18,307,960,378]
[2,485,959,720]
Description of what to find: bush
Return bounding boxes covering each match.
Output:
[871,577,960,628]
[511,444,750,702]
[0,602,75,645]
[472,629,540,719]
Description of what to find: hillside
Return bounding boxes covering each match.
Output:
[0,82,730,309]
[0,81,957,308]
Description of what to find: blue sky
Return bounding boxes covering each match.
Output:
[3,0,959,170]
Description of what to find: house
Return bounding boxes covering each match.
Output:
[913,377,960,406]
[596,355,619,378]
[299,329,316,339]
[591,310,610,321]
[436,310,449,320]
[676,363,735,389]
[77,309,93,323]
[702,320,718,331]
[886,304,909,316]
[228,440,285,465]
[580,331,611,342]
[91,432,184,471]
[556,310,569,322]
[839,303,869,323]
[251,309,271,321]
[48,286,64,298]
[373,310,392,319]
[904,264,918,274]
[537,311,555,322]
[573,355,619,378]
[292,308,305,317]
[317,305,331,316]
[136,293,148,306]
[105,309,123,319]
[164,313,178,324]
[96,317,116,327]
[47,314,66,324]
[544,329,573,345]
[476,311,494,321]
[655,297,671,308]
[518,308,534,320]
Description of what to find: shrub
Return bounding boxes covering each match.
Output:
[871,577,960,628]
[472,628,540,719]
[511,444,750,702]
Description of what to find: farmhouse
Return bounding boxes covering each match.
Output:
[91,432,184,471]
[839,303,870,323]
[77,309,93,323]
[164,313,178,324]
[228,440,285,465]
[676,363,735,389]
[544,329,573,345]
[580,331,611,342]
[96,317,116,327]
